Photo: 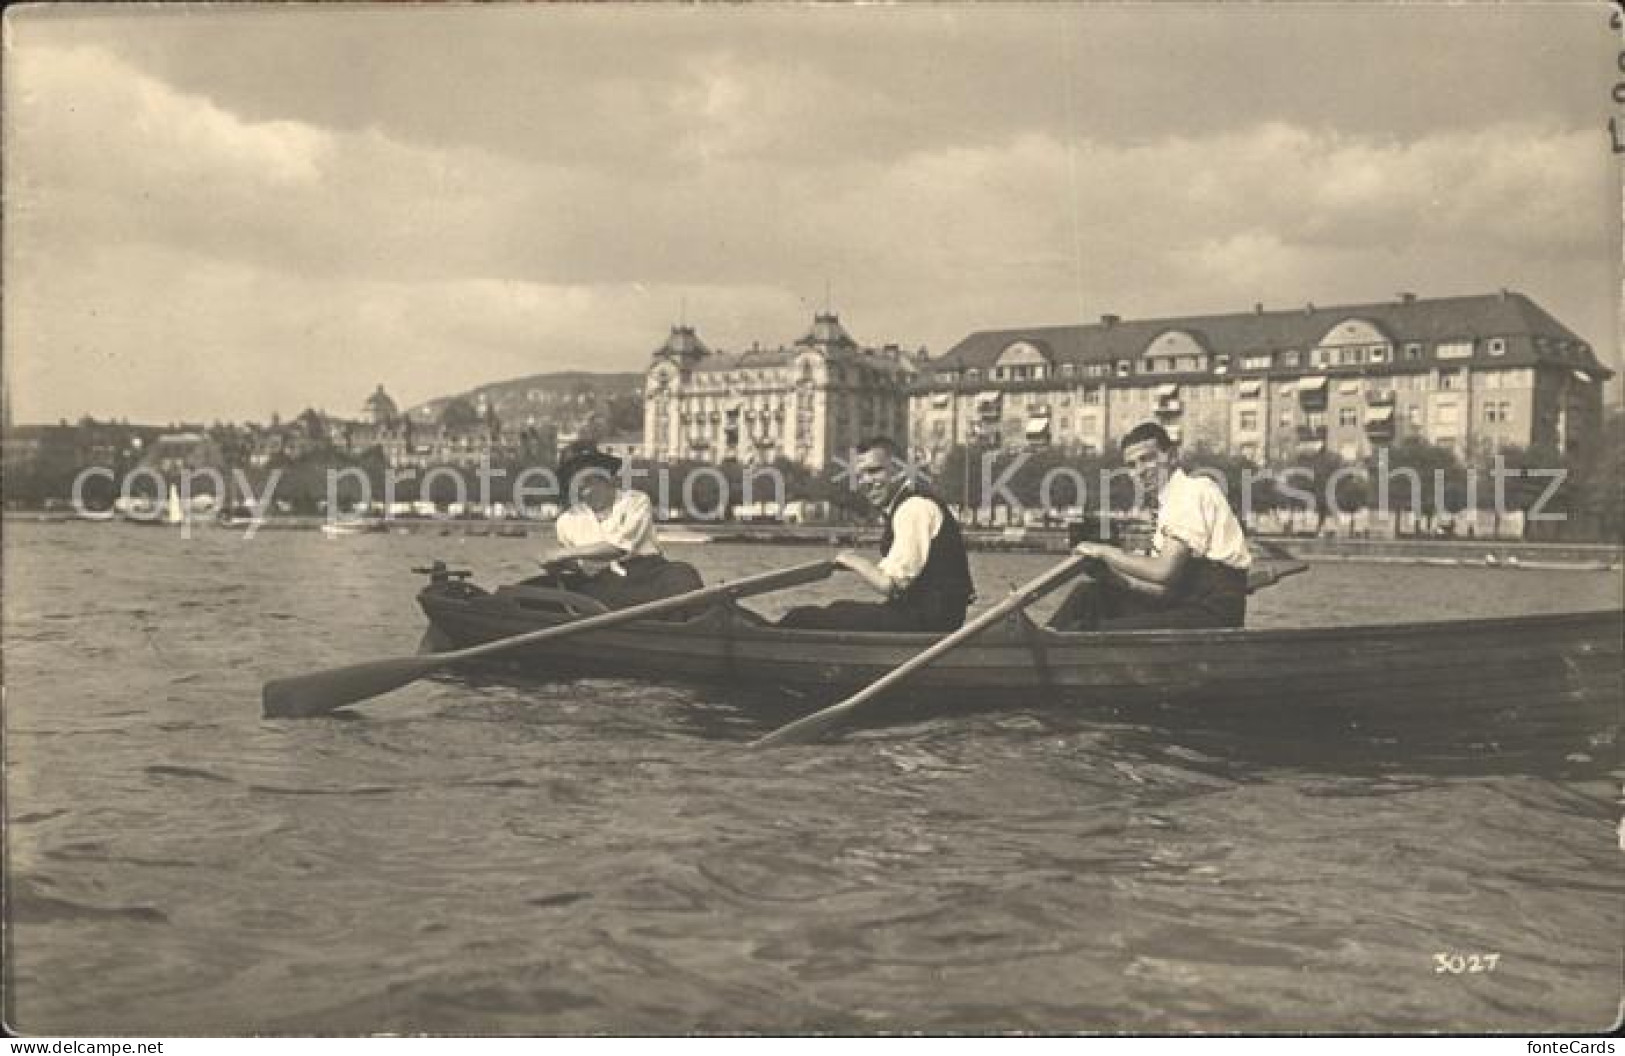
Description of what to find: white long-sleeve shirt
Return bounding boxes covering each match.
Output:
[1152,469,1252,570]
[555,490,662,559]
[875,495,944,591]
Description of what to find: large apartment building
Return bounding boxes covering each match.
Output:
[643,312,923,470]
[909,290,1611,468]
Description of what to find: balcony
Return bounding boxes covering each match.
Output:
[1154,399,1182,417]
[1365,389,1396,406]
[1295,424,1328,442]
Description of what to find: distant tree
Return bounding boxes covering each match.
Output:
[1272,449,1343,534]
[440,398,480,436]
[1183,444,1262,528]
[605,393,644,436]
[1372,438,1463,535]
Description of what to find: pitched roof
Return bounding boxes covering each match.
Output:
[933,291,1608,377]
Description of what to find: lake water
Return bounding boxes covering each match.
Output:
[5,521,1622,1034]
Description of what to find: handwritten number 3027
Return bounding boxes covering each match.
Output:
[1433,953,1500,974]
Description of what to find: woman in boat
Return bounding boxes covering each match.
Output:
[537,440,703,609]
[779,435,976,632]
[1049,421,1252,631]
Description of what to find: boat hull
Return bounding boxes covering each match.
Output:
[418,581,1623,734]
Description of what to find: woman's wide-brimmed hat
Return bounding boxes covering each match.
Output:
[557,440,623,496]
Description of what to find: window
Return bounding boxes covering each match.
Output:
[1083,388,1101,405]
[966,368,981,381]
[1239,410,1258,432]
[1242,353,1272,370]
[1436,340,1473,360]
[1338,408,1358,427]
[1061,363,1076,377]
[1338,347,1364,366]
[1487,338,1506,356]
[1116,361,1131,377]
[1405,343,1423,361]
[1369,346,1389,363]
[1080,414,1098,433]
[1311,349,1331,367]
[1279,412,1293,428]
[1281,350,1300,367]
[1434,402,1459,426]
[1214,355,1230,373]
[1407,406,1421,427]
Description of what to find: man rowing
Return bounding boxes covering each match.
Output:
[780,436,976,632]
[536,440,703,609]
[1049,421,1252,631]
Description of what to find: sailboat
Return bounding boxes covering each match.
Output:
[119,484,188,527]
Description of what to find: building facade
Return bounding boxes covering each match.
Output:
[910,291,1611,468]
[643,312,922,470]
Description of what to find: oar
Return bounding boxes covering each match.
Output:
[752,554,1095,749]
[1246,559,1308,592]
[263,560,837,719]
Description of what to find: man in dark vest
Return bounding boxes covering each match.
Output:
[780,436,976,632]
[1049,421,1252,631]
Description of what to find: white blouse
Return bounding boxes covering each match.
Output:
[555,489,662,559]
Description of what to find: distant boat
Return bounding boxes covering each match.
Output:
[117,485,186,527]
[321,518,386,538]
[164,485,184,526]
[657,528,712,545]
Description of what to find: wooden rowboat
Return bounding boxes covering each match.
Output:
[415,568,1623,737]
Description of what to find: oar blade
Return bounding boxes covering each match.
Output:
[750,705,853,749]
[262,655,440,719]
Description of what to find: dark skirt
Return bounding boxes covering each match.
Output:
[556,555,704,613]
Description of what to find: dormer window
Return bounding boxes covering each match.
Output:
[1487,338,1506,356]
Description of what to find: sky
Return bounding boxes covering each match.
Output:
[4,2,1620,425]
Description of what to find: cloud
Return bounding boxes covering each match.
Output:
[5,27,1616,424]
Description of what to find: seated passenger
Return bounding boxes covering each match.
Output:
[779,436,975,633]
[537,441,703,610]
[1049,422,1251,631]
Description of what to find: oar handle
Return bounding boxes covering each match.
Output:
[752,553,1093,748]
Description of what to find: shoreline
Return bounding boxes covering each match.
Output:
[7,511,1621,570]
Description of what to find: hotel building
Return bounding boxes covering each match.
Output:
[909,291,1611,467]
[643,312,922,470]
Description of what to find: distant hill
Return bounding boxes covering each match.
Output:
[406,371,645,438]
